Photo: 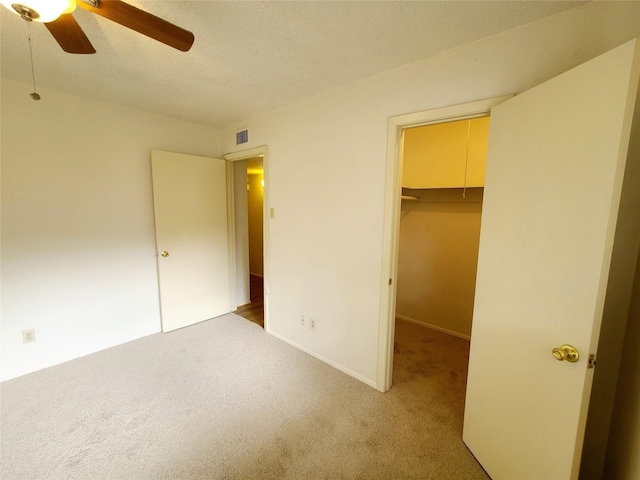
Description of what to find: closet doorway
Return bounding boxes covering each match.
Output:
[396,116,489,340]
[392,115,489,403]
[379,96,510,390]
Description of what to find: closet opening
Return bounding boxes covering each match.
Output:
[392,115,489,411]
[397,116,488,339]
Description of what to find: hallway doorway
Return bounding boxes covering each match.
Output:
[234,274,264,327]
[234,156,265,327]
[225,147,267,329]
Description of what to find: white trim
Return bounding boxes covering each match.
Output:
[376,96,513,393]
[267,330,378,390]
[223,146,269,329]
[225,161,237,310]
[395,315,471,341]
[224,146,266,162]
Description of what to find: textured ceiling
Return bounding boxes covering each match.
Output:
[1,1,585,128]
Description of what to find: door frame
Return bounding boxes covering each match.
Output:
[376,96,512,392]
[224,145,269,329]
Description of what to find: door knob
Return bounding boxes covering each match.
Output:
[552,344,579,363]
[160,251,169,258]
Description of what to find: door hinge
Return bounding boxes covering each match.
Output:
[588,354,597,369]
[388,278,393,286]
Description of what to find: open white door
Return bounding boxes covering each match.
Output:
[151,150,231,333]
[463,40,640,479]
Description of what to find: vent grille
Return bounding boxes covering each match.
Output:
[236,129,248,145]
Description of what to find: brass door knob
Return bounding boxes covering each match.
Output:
[552,344,579,363]
[160,251,169,258]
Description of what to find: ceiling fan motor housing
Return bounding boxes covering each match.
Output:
[2,0,76,22]
[11,4,39,21]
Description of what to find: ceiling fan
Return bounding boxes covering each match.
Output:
[0,0,195,54]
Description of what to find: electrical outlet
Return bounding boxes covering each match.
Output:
[22,329,36,344]
[309,318,316,331]
[300,314,306,327]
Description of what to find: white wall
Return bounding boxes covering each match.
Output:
[1,79,221,380]
[220,1,640,388]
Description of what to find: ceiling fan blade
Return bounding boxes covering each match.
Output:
[77,0,194,52]
[44,14,96,54]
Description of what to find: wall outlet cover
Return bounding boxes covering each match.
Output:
[22,329,36,344]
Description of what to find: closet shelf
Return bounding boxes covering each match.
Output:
[401,187,484,203]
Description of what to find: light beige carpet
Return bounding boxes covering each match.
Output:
[1,314,488,479]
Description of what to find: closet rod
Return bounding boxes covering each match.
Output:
[402,199,483,204]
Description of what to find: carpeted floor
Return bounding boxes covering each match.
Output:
[0,314,488,479]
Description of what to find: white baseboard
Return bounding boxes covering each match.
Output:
[265,328,379,390]
[395,315,471,341]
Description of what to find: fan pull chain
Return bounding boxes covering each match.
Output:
[462,119,471,199]
[26,20,41,101]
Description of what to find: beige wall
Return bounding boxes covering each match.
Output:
[602,73,640,477]
[233,160,250,306]
[220,2,640,388]
[396,192,483,339]
[1,79,221,381]
[604,255,640,479]
[247,173,264,276]
[397,117,487,338]
[403,116,490,189]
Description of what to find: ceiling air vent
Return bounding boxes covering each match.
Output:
[236,129,249,145]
